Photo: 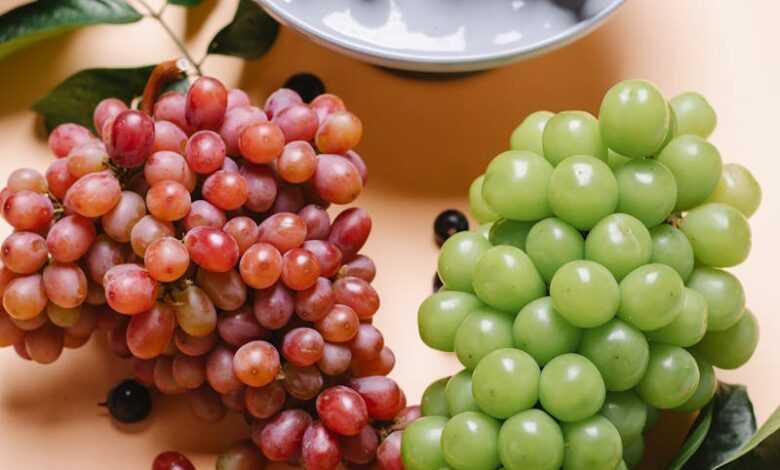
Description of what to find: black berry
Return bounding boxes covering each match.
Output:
[434,209,469,246]
[104,379,152,423]
[284,73,326,103]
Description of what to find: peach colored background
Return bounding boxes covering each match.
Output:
[1,0,779,468]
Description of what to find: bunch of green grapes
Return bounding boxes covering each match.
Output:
[407,80,761,470]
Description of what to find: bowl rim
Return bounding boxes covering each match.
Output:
[255,0,626,71]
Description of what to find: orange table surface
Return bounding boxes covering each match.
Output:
[1,0,779,468]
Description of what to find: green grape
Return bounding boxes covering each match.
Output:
[472,246,546,313]
[674,353,717,413]
[607,150,631,171]
[402,416,449,470]
[454,307,515,369]
[477,223,492,240]
[618,263,683,331]
[422,377,451,417]
[585,213,652,281]
[525,217,585,283]
[579,319,649,392]
[658,101,678,152]
[686,267,745,331]
[498,409,564,470]
[680,203,751,268]
[469,175,499,224]
[510,110,554,156]
[472,348,540,419]
[599,79,670,158]
[441,411,501,470]
[539,353,606,422]
[623,437,644,468]
[418,291,483,352]
[644,405,659,432]
[670,92,717,139]
[483,150,554,221]
[616,461,628,470]
[542,111,607,165]
[650,224,695,281]
[550,260,619,328]
[514,296,582,366]
[656,135,722,211]
[693,309,759,370]
[548,155,618,230]
[438,231,491,293]
[599,391,647,444]
[489,219,533,249]
[561,415,623,470]
[445,369,480,415]
[706,163,762,218]
[646,287,708,347]
[614,159,677,227]
[636,344,699,409]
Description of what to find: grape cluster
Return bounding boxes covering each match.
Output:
[0,74,409,468]
[409,80,762,470]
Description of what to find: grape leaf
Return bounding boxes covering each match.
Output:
[0,0,142,61]
[169,0,203,6]
[207,0,279,59]
[716,406,780,469]
[33,65,189,133]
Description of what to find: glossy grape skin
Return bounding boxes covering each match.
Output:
[1,231,48,274]
[421,377,450,417]
[130,215,175,257]
[540,353,606,422]
[42,262,87,308]
[657,135,722,211]
[49,123,93,158]
[693,309,759,370]
[126,303,176,359]
[445,369,479,415]
[282,327,324,367]
[498,409,564,470]
[547,155,618,230]
[196,268,247,311]
[223,217,259,256]
[103,264,158,315]
[93,98,128,136]
[441,411,501,470]
[468,175,499,224]
[402,416,448,470]
[488,219,532,250]
[206,346,242,394]
[243,381,285,419]
[472,348,540,418]
[239,121,285,164]
[454,307,514,370]
[239,163,277,213]
[104,110,155,168]
[510,110,554,156]
[482,150,553,220]
[98,191,145,243]
[253,283,294,330]
[417,291,482,352]
[46,215,95,264]
[316,385,369,436]
[258,212,307,253]
[281,248,320,291]
[599,391,647,445]
[550,260,619,328]
[184,227,240,273]
[151,120,187,154]
[349,323,384,361]
[436,231,490,293]
[688,266,746,332]
[45,159,78,199]
[637,344,700,409]
[315,304,359,343]
[649,224,695,281]
[615,159,677,227]
[220,105,267,156]
[186,76,228,131]
[315,110,362,153]
[3,190,54,231]
[317,341,351,376]
[514,296,582,366]
[151,451,195,470]
[525,217,585,283]
[265,88,303,119]
[64,171,122,217]
[670,91,717,138]
[332,276,379,319]
[146,180,191,222]
[312,154,363,205]
[144,237,189,282]
[705,163,762,218]
[543,111,607,165]
[585,213,652,281]
[674,353,717,413]
[67,141,108,177]
[646,287,708,347]
[232,340,280,387]
[172,284,217,337]
[259,409,312,462]
[680,202,751,268]
[618,263,684,331]
[7,168,47,193]
[599,79,670,158]
[328,207,371,260]
[239,242,282,289]
[472,245,545,313]
[561,416,623,470]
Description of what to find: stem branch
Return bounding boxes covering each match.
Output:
[136,0,203,76]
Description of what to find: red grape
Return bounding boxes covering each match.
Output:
[145,151,196,191]
[93,98,128,136]
[85,235,126,285]
[152,451,195,470]
[196,268,247,311]
[239,122,285,164]
[206,345,243,394]
[348,376,403,420]
[172,284,217,337]
[184,226,239,272]
[328,208,372,261]
[154,92,193,134]
[244,381,286,419]
[175,329,217,357]
[316,386,369,436]
[312,155,362,204]
[185,130,226,174]
[392,405,422,432]
[258,212,307,253]
[48,123,93,158]
[227,88,251,110]
[11,312,48,331]
[131,357,156,385]
[295,277,335,322]
[282,248,321,291]
[221,386,247,413]
[155,356,187,394]
[264,88,303,120]
[299,205,331,241]
[126,303,176,359]
[318,342,352,376]
[0,313,24,347]
[240,163,277,213]
[146,180,191,221]
[202,170,248,211]
[1,231,48,274]
[316,111,362,154]
[240,242,282,289]
[46,214,96,263]
[302,240,342,278]
[315,304,359,343]
[188,386,227,423]
[101,191,146,243]
[302,422,341,470]
[216,441,267,470]
[45,159,78,199]
[186,76,228,131]
[3,190,54,231]
[105,110,155,168]
[277,141,317,183]
[341,150,368,184]
[223,216,258,255]
[350,324,384,361]
[42,262,87,308]
[144,237,190,282]
[64,171,122,217]
[333,276,380,319]
[340,424,379,464]
[218,306,269,348]
[259,409,311,462]
[67,141,108,178]
[310,94,346,124]
[233,340,280,387]
[273,104,319,142]
[253,283,294,330]
[7,168,47,193]
[103,264,158,315]
[183,200,227,231]
[130,215,175,257]
[283,364,323,400]
[3,274,47,320]
[220,105,267,156]
[283,327,325,367]
[351,346,395,378]
[24,324,64,364]
[339,255,376,283]
[152,120,187,154]
[172,354,207,390]
[270,183,305,214]
[64,304,98,338]
[376,431,403,470]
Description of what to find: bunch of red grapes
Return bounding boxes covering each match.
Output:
[0,72,413,469]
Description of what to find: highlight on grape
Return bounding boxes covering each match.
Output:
[0,71,413,469]
[411,79,761,470]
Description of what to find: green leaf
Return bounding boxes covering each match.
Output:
[0,0,142,61]
[716,406,780,469]
[669,400,715,470]
[207,0,279,59]
[33,65,189,133]
[169,0,203,6]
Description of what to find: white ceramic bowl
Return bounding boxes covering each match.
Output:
[255,0,625,73]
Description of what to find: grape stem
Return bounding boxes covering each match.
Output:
[135,0,204,76]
